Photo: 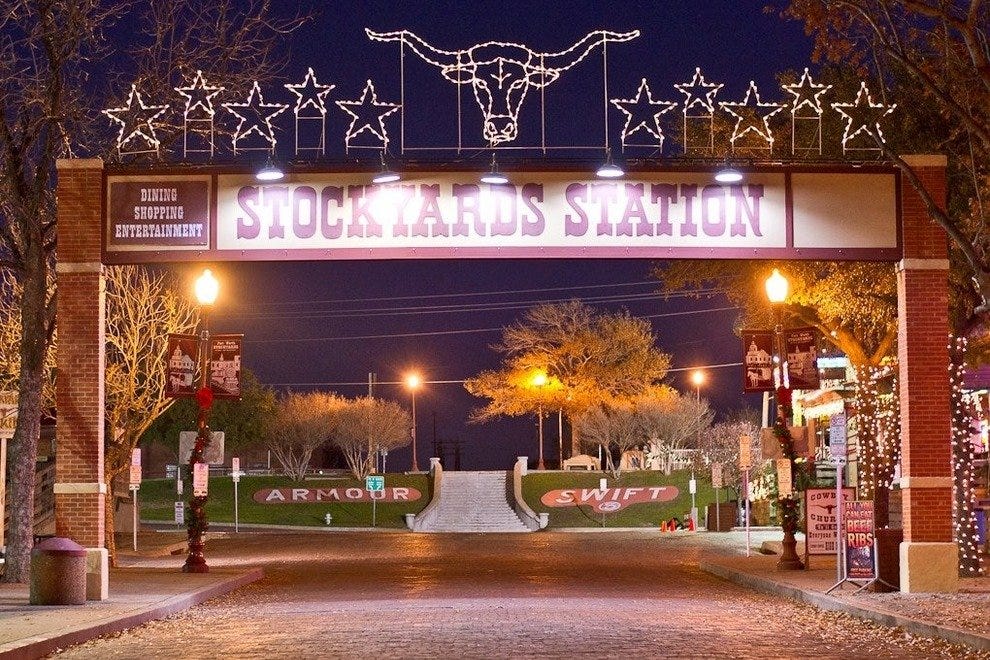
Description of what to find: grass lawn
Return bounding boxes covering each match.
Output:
[139,473,432,529]
[139,470,729,529]
[522,469,724,528]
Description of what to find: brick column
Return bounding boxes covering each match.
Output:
[54,158,108,600]
[896,154,957,593]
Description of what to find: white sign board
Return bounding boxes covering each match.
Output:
[776,459,793,498]
[179,431,225,465]
[805,487,855,555]
[174,501,185,525]
[129,464,142,487]
[193,462,209,497]
[738,435,752,469]
[232,457,241,482]
[711,463,723,489]
[829,412,848,463]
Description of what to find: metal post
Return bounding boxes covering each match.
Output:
[234,477,239,534]
[835,458,844,585]
[410,389,419,472]
[184,309,211,574]
[132,487,138,551]
[537,402,545,470]
[715,485,720,532]
[744,468,751,557]
[773,305,804,570]
[557,409,563,469]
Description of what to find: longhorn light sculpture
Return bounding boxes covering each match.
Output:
[366,28,639,145]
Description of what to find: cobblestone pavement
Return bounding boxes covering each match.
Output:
[56,532,988,659]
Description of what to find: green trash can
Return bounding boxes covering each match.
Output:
[30,537,87,605]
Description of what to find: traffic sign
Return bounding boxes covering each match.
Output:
[366,475,385,492]
[174,501,185,525]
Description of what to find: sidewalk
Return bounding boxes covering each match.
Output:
[0,563,261,660]
[699,536,990,653]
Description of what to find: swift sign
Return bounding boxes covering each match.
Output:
[102,168,900,264]
[540,486,678,513]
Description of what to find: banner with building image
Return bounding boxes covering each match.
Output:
[209,334,243,399]
[165,334,199,398]
[783,327,820,390]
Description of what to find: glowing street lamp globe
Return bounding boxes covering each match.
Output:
[765,268,789,304]
[406,373,422,390]
[195,269,219,306]
[690,370,705,388]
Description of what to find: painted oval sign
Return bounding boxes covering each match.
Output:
[541,486,679,513]
[253,486,421,504]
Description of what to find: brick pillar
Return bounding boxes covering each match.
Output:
[54,158,109,600]
[896,154,957,593]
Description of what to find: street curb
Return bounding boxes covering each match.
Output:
[0,568,263,660]
[700,561,990,652]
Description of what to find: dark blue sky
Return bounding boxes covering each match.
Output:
[194,1,816,469]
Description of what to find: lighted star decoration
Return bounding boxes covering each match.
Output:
[674,68,723,114]
[610,79,678,147]
[719,81,785,148]
[102,84,169,154]
[285,67,335,116]
[832,81,896,150]
[336,79,401,149]
[782,68,831,116]
[222,81,289,152]
[175,70,225,119]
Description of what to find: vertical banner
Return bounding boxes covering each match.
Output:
[742,330,775,392]
[783,327,820,390]
[166,334,199,398]
[193,462,209,497]
[209,334,243,398]
[844,500,877,580]
[775,458,793,498]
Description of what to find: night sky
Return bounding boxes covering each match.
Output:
[185,1,816,469]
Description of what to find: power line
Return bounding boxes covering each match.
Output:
[265,364,745,388]
[233,279,671,308]
[226,286,726,320]
[241,305,740,344]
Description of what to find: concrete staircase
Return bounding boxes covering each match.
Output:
[421,471,531,533]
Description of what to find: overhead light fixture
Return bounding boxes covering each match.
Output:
[480,154,509,185]
[372,153,401,184]
[255,155,284,182]
[595,148,624,179]
[714,163,744,183]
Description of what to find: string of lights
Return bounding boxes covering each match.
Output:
[950,336,985,576]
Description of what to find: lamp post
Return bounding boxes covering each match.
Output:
[184,268,219,574]
[406,373,421,472]
[531,371,548,470]
[690,369,705,528]
[765,268,804,570]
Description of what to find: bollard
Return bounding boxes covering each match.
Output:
[30,537,87,606]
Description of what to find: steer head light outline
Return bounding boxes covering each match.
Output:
[366,28,640,145]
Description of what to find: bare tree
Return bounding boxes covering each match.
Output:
[264,392,344,481]
[331,397,411,480]
[575,402,639,478]
[0,0,305,581]
[637,390,713,475]
[698,418,762,499]
[103,266,197,565]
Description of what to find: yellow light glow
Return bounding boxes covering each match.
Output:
[194,269,219,305]
[691,370,705,387]
[530,370,549,388]
[765,268,789,303]
[406,373,422,390]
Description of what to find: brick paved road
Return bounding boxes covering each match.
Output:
[57,532,984,659]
